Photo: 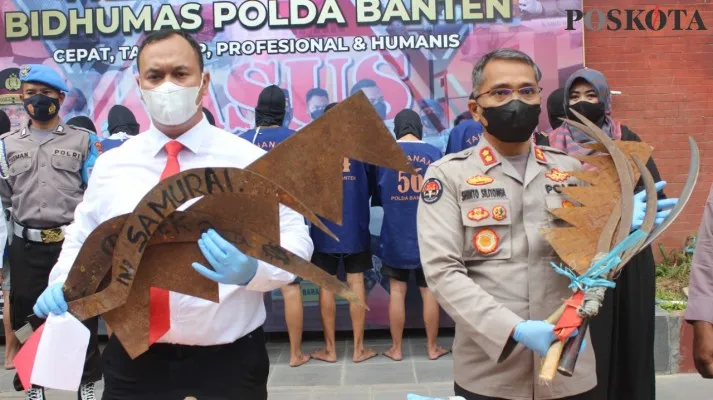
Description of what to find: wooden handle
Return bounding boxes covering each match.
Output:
[558,318,589,377]
[539,340,564,382]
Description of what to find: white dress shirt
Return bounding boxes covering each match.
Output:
[48,117,313,346]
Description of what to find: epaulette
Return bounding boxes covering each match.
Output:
[537,145,568,155]
[67,125,95,136]
[0,129,18,140]
[431,148,473,167]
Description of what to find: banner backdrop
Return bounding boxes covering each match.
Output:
[0,0,583,332]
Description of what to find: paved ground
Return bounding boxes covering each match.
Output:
[0,334,711,399]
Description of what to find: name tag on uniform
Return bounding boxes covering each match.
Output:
[8,151,30,164]
[53,148,82,161]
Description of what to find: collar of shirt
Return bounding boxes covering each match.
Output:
[396,138,425,143]
[146,117,209,157]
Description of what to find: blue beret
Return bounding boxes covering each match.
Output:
[19,64,69,92]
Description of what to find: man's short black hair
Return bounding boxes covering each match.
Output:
[306,88,328,103]
[350,79,378,96]
[137,30,204,72]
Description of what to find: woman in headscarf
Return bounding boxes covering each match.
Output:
[101,105,140,152]
[548,68,664,400]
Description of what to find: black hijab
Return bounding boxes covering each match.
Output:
[67,116,97,133]
[547,88,566,129]
[255,85,286,127]
[0,110,10,134]
[394,109,423,140]
[108,105,139,136]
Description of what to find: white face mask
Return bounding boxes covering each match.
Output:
[140,79,203,126]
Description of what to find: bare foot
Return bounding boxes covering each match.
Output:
[289,353,311,367]
[311,348,337,363]
[383,347,403,361]
[428,346,450,360]
[353,348,378,363]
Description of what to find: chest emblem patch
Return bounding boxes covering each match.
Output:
[467,207,489,222]
[473,229,499,255]
[466,175,494,186]
[546,168,570,183]
[492,205,507,221]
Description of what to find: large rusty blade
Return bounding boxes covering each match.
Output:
[641,137,700,249]
[246,91,417,225]
[103,221,365,359]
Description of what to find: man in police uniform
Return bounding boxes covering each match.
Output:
[417,49,596,400]
[0,65,102,400]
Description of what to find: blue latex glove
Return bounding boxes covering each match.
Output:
[192,229,259,286]
[33,283,68,319]
[632,181,678,231]
[513,320,579,357]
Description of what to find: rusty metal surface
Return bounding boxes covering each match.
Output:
[64,92,414,358]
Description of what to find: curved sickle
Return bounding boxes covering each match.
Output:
[615,155,658,274]
[71,168,337,319]
[563,109,635,251]
[641,136,700,249]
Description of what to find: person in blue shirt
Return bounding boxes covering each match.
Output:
[372,109,449,362]
[240,85,295,151]
[306,88,329,121]
[101,105,140,152]
[241,85,309,367]
[311,102,377,364]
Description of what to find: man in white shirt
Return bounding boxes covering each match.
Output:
[32,30,313,399]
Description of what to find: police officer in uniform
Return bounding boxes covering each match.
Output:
[0,65,102,400]
[416,49,597,400]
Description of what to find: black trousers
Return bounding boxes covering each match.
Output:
[102,327,270,400]
[454,382,596,400]
[8,236,102,389]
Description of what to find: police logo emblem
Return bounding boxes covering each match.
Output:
[546,168,570,183]
[421,178,443,204]
[20,66,30,78]
[473,229,499,255]
[48,103,56,115]
[467,207,489,222]
[5,73,20,91]
[26,103,35,116]
[466,175,494,186]
[492,205,507,221]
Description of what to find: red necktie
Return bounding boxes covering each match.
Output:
[149,140,184,345]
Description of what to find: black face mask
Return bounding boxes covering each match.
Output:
[567,101,606,127]
[24,94,60,122]
[310,109,324,120]
[373,101,387,120]
[481,100,540,143]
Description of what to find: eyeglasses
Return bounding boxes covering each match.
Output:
[475,86,543,103]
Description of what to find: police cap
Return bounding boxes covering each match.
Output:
[19,64,69,93]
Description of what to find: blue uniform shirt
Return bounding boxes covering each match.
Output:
[239,126,295,151]
[445,119,483,154]
[373,141,442,268]
[310,159,371,254]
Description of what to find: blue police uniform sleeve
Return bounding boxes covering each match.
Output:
[82,133,101,185]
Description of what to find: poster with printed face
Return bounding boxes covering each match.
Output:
[0,0,582,332]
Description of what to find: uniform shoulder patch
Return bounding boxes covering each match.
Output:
[537,145,568,155]
[421,177,443,204]
[431,150,471,167]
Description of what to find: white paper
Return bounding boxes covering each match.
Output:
[31,313,89,391]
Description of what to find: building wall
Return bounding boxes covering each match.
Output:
[583,0,713,254]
